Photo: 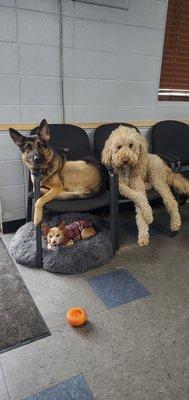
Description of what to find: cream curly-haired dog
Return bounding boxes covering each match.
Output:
[102,125,189,246]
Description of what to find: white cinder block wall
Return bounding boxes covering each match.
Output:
[0,0,189,222]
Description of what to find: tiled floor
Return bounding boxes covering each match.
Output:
[24,374,94,400]
[0,207,189,399]
[88,268,151,308]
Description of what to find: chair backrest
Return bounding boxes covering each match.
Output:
[94,123,140,160]
[151,120,189,164]
[30,124,91,160]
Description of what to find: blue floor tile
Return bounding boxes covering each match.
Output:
[24,374,94,400]
[121,222,160,237]
[88,269,151,308]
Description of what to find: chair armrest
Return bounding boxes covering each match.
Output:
[28,190,34,199]
[163,153,182,172]
[156,152,180,172]
[103,165,117,179]
[160,152,181,166]
[103,166,119,201]
[105,165,114,173]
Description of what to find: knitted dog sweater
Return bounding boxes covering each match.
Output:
[63,220,92,244]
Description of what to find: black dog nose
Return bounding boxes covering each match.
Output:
[33,154,42,164]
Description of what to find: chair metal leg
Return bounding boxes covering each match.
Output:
[153,221,178,237]
[26,173,33,222]
[154,180,179,238]
[154,164,181,237]
[26,196,33,222]
[114,174,119,251]
[109,172,119,254]
[33,174,43,268]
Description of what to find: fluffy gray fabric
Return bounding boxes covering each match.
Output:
[9,213,113,274]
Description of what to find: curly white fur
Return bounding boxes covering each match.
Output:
[102,125,189,246]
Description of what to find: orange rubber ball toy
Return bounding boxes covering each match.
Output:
[66,307,87,327]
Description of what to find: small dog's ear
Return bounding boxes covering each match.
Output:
[41,225,50,235]
[37,119,50,142]
[9,128,25,148]
[58,221,65,232]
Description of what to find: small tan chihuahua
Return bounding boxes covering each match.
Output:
[41,220,96,250]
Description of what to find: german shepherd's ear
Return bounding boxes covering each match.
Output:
[37,119,50,142]
[9,128,25,148]
[58,221,65,232]
[41,225,50,235]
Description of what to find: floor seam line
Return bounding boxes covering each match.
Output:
[0,360,11,400]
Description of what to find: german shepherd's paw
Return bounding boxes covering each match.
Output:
[34,206,43,226]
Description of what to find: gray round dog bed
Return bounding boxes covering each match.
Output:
[9,212,113,274]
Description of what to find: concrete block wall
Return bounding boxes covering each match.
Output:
[0,0,63,223]
[68,0,188,122]
[0,0,189,222]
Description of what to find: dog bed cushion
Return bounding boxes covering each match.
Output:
[9,213,113,274]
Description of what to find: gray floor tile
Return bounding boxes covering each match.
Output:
[33,280,106,329]
[106,293,189,347]
[60,289,189,375]
[156,342,189,400]
[81,253,130,279]
[59,300,164,373]
[15,265,88,296]
[0,333,79,400]
[0,363,9,400]
[0,233,14,248]
[84,347,187,400]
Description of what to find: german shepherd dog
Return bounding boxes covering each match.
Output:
[9,119,102,226]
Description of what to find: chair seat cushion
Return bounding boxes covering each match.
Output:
[44,191,110,212]
[9,212,113,274]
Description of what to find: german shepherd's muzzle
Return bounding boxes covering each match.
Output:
[9,119,102,225]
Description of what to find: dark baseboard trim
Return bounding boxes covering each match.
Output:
[2,218,26,234]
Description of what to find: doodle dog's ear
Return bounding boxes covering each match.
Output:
[136,135,149,173]
[139,136,148,160]
[101,136,112,167]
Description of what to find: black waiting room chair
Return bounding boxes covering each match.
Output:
[151,120,189,200]
[151,120,189,173]
[150,120,189,234]
[94,121,189,239]
[26,124,119,267]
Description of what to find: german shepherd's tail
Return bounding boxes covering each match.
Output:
[57,185,101,200]
[167,169,189,195]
